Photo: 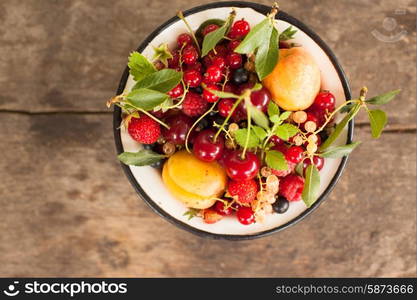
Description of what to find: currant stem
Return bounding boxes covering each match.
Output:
[185,102,218,153]
[177,11,201,54]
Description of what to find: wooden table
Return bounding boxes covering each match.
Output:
[0,0,415,277]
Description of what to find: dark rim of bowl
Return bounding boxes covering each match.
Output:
[113,1,353,240]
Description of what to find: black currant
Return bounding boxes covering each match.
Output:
[232,68,249,85]
[272,196,289,214]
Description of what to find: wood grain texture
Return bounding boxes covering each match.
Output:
[0,0,415,125]
[0,113,415,277]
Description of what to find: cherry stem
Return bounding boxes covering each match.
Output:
[241,96,252,160]
[177,11,201,54]
[185,102,218,153]
[136,107,170,129]
[213,96,244,142]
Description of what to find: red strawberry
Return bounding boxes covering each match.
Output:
[182,92,208,117]
[127,115,160,144]
[279,175,305,202]
[228,179,258,204]
[203,208,222,224]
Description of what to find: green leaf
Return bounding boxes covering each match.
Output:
[183,208,199,220]
[302,164,320,207]
[234,128,260,148]
[367,109,387,138]
[235,19,271,54]
[320,103,361,150]
[252,126,267,140]
[295,162,304,177]
[279,26,297,41]
[203,86,239,99]
[126,88,169,111]
[133,69,183,93]
[196,19,225,37]
[265,150,288,171]
[270,115,280,123]
[340,103,355,113]
[320,141,361,158]
[247,102,270,130]
[365,89,401,105]
[152,43,173,67]
[201,13,234,57]
[267,101,280,117]
[255,26,279,80]
[118,149,165,166]
[279,111,292,121]
[274,123,299,141]
[127,51,156,82]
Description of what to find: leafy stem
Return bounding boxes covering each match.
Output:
[177,11,201,54]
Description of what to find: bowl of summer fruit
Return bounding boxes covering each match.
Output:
[108,2,399,239]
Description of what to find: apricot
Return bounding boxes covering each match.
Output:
[162,150,227,209]
[262,47,321,111]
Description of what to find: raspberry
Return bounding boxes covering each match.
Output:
[127,115,161,144]
[228,179,258,204]
[271,161,296,177]
[279,175,305,202]
[182,92,208,117]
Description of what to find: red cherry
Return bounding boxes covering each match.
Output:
[249,87,271,113]
[162,113,194,145]
[223,150,260,181]
[270,135,284,145]
[202,24,219,36]
[236,82,255,95]
[285,146,305,164]
[223,83,236,94]
[313,91,336,112]
[214,45,228,57]
[226,53,243,69]
[177,33,193,47]
[203,84,220,103]
[272,143,288,155]
[167,83,184,99]
[302,111,320,130]
[214,201,233,216]
[182,45,199,65]
[218,98,234,117]
[204,65,222,83]
[305,108,326,127]
[168,51,180,69]
[193,129,224,162]
[228,40,241,51]
[183,69,202,87]
[303,156,325,172]
[211,56,227,70]
[230,19,250,38]
[236,206,255,225]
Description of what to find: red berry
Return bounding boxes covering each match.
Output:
[168,51,180,69]
[182,45,199,65]
[230,19,250,38]
[204,65,222,83]
[223,150,260,181]
[270,135,284,145]
[226,53,243,69]
[228,40,241,51]
[279,175,305,202]
[223,83,236,94]
[218,98,234,117]
[214,45,229,57]
[183,70,202,87]
[202,24,219,36]
[202,84,220,103]
[272,161,296,178]
[313,91,336,112]
[167,83,184,99]
[127,115,161,144]
[285,146,305,164]
[211,56,227,70]
[177,33,193,47]
[303,156,325,172]
[214,201,233,216]
[249,87,271,113]
[162,113,193,145]
[203,208,222,224]
[193,129,224,162]
[236,206,255,225]
[228,179,258,204]
[305,108,326,127]
[182,92,208,117]
[185,62,203,73]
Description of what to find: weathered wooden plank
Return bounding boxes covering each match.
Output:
[0,0,415,126]
[0,113,414,277]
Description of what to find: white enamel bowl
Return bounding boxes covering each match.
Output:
[113,2,353,240]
